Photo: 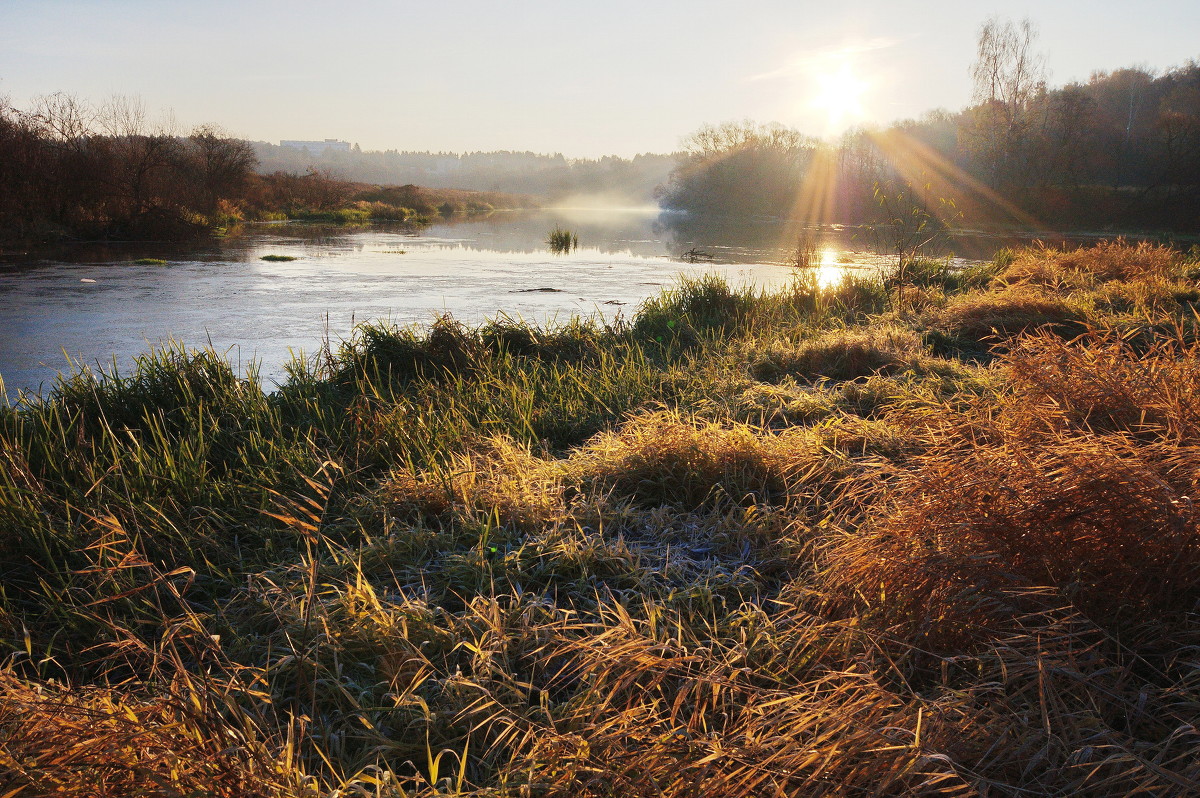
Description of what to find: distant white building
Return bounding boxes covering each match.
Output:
[279,139,352,153]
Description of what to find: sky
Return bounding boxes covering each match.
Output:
[1,0,1198,158]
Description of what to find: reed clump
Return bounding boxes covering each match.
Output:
[2,241,1200,796]
[547,227,579,253]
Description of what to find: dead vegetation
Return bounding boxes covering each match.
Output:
[2,241,1200,796]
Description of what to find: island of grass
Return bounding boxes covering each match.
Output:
[259,254,298,262]
[2,240,1200,796]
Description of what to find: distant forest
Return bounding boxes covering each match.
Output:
[252,143,675,205]
[661,26,1200,232]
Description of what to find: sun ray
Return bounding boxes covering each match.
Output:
[867,128,1046,231]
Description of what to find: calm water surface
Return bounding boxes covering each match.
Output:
[1,209,1004,398]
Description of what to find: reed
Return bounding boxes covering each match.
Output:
[546,227,579,253]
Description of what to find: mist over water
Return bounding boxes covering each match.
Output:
[0,208,1038,399]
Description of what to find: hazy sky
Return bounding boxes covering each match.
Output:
[2,1,1198,157]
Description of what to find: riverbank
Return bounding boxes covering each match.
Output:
[2,240,1199,796]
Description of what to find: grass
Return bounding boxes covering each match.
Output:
[133,257,168,265]
[547,227,579,254]
[261,254,299,262]
[1,240,1199,795]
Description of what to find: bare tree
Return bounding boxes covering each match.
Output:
[97,94,184,225]
[967,17,1047,189]
[188,125,257,212]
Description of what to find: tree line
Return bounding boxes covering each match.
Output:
[0,94,537,246]
[0,94,258,243]
[659,19,1200,232]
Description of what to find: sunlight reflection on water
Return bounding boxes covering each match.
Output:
[0,210,988,398]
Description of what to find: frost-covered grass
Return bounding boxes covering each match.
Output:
[2,241,1199,796]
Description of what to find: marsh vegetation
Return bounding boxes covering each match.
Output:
[546,227,579,254]
[2,240,1199,795]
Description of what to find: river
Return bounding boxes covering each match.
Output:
[1,208,1015,399]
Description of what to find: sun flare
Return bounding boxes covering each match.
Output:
[811,63,867,133]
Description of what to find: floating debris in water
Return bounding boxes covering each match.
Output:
[80,278,96,283]
[511,287,564,293]
[260,254,298,262]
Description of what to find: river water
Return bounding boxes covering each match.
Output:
[1,208,1014,399]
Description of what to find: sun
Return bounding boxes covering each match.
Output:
[811,63,867,134]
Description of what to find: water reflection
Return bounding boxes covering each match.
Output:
[0,208,1080,399]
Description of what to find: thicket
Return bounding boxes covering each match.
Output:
[0,94,259,242]
[2,241,1199,795]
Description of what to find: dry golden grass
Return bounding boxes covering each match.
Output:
[0,669,303,798]
[748,325,926,382]
[379,437,564,531]
[5,242,1200,797]
[823,434,1200,642]
[1002,326,1200,445]
[735,380,837,427]
[822,325,1200,652]
[564,410,797,510]
[930,285,1080,342]
[999,240,1184,286]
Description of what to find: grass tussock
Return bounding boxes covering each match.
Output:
[999,239,1185,285]
[565,410,795,510]
[1003,326,1200,444]
[547,227,579,254]
[748,324,927,381]
[928,284,1081,343]
[2,241,1200,795]
[0,666,303,797]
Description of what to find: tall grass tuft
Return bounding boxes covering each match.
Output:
[547,227,579,253]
